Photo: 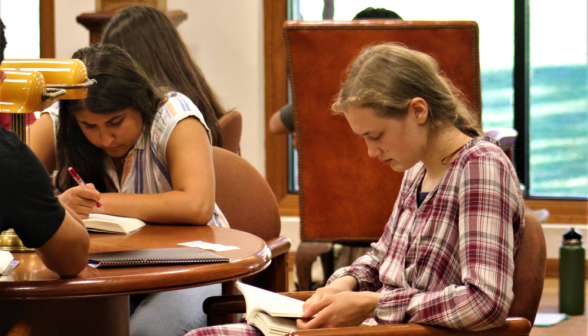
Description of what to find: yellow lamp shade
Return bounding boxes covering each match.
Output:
[0,70,47,114]
[1,59,89,100]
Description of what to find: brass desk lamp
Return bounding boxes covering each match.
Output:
[0,59,95,252]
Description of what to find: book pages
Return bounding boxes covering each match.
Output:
[83,214,146,234]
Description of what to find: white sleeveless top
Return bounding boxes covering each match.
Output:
[42,92,229,228]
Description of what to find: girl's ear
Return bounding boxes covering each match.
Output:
[408,98,428,125]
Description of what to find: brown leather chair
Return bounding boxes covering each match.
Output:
[212,147,291,324]
[484,128,518,164]
[218,111,242,154]
[213,147,291,294]
[285,20,483,291]
[203,213,546,336]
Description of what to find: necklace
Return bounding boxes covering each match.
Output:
[117,146,134,165]
[441,144,466,165]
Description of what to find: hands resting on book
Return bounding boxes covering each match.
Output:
[297,275,380,329]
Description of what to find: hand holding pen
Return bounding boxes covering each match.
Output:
[67,167,104,212]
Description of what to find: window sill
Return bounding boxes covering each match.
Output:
[278,195,587,224]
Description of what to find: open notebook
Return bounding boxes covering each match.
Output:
[83,214,146,234]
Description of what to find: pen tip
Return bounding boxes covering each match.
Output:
[98,206,105,212]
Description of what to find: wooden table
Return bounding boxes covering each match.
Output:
[0,225,271,336]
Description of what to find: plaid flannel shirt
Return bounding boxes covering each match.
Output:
[328,137,525,331]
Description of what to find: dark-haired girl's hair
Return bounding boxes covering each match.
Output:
[102,5,225,146]
[55,43,164,193]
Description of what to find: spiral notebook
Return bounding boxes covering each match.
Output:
[88,247,229,268]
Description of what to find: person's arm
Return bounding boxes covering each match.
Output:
[30,111,57,173]
[97,117,215,225]
[269,110,291,134]
[369,154,520,330]
[36,202,89,278]
[323,196,406,293]
[269,103,294,135]
[295,208,401,329]
[1,129,89,278]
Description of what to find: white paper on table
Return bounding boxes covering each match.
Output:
[534,313,568,327]
[178,241,240,251]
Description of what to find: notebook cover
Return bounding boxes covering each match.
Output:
[88,247,230,268]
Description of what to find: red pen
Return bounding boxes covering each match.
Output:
[67,167,105,212]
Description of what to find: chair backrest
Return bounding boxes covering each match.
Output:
[212,147,280,242]
[285,20,481,242]
[483,128,518,164]
[509,212,547,325]
[218,111,242,154]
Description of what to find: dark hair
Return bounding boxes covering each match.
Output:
[353,7,403,20]
[0,19,6,64]
[102,5,225,147]
[55,43,164,193]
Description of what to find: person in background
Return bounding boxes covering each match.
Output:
[30,43,228,336]
[187,42,524,335]
[0,18,89,278]
[0,114,36,131]
[101,5,227,147]
[268,7,402,142]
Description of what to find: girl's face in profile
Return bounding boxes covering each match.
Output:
[75,107,143,158]
[344,103,428,173]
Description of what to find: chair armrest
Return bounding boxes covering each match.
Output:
[288,317,532,336]
[203,295,246,316]
[267,236,291,258]
[204,291,315,317]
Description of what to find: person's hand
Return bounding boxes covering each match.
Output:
[297,291,380,329]
[301,277,355,316]
[59,199,86,228]
[57,183,100,219]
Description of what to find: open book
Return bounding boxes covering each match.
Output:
[83,214,146,234]
[236,282,305,336]
[0,250,14,274]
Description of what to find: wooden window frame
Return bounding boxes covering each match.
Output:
[263,0,300,216]
[40,0,55,58]
[264,0,587,222]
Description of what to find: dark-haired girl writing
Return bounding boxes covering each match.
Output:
[31,43,227,336]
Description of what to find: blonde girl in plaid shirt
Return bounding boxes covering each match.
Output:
[187,43,524,336]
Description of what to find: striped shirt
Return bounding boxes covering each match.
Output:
[42,92,229,228]
[328,137,525,330]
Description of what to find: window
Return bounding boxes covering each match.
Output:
[264,0,588,218]
[287,0,587,199]
[290,0,516,193]
[528,0,588,198]
[0,0,41,59]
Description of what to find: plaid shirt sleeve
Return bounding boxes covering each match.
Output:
[326,225,387,292]
[326,188,405,292]
[375,153,520,330]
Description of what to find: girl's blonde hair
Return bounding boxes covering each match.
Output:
[332,43,482,138]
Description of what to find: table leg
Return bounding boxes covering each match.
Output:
[221,281,239,323]
[0,296,129,336]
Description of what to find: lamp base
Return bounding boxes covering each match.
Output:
[0,229,35,252]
